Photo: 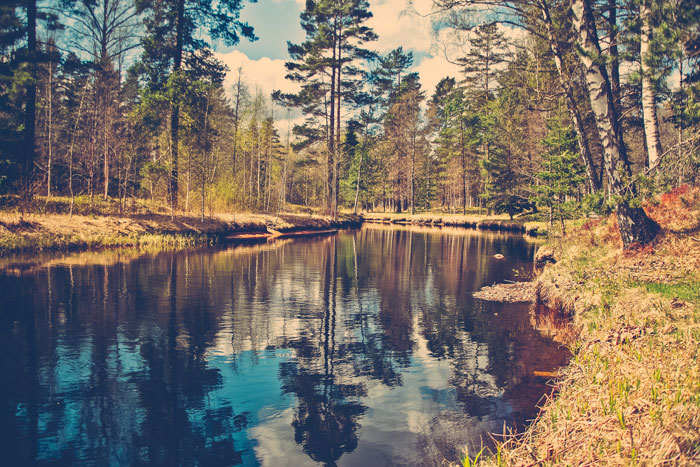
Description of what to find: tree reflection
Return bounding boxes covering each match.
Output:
[0,226,567,466]
[278,236,367,466]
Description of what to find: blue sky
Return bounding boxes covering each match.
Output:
[219,0,306,61]
[214,0,462,122]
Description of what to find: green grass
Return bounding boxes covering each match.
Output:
[638,280,700,303]
[0,232,216,254]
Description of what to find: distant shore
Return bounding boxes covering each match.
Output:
[362,212,546,236]
[0,199,546,255]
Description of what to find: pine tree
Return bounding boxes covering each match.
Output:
[0,2,27,192]
[534,106,587,234]
[276,0,376,216]
[428,77,459,210]
[0,0,60,197]
[137,0,256,211]
[458,23,509,107]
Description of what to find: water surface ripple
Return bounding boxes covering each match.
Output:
[0,225,569,466]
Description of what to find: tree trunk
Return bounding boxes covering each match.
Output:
[69,82,88,217]
[460,118,467,215]
[170,0,186,211]
[608,0,621,114]
[24,0,38,198]
[640,0,663,168]
[232,69,242,175]
[334,23,341,219]
[328,32,336,215]
[540,0,601,192]
[103,99,110,199]
[410,134,415,215]
[572,0,658,248]
[46,57,54,198]
[353,149,363,214]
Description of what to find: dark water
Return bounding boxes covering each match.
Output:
[0,225,569,466]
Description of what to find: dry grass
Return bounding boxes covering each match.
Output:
[0,208,360,255]
[362,212,547,236]
[471,186,700,466]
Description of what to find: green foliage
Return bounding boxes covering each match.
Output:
[582,191,612,216]
[532,106,587,230]
[481,145,530,219]
[478,54,535,220]
[461,446,485,467]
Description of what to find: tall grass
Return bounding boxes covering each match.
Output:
[473,187,700,466]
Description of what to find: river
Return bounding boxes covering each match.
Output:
[0,224,568,466]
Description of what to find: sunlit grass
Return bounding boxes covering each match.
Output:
[472,187,700,466]
[638,280,700,303]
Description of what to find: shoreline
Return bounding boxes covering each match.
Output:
[481,212,700,465]
[0,211,362,255]
[362,212,545,236]
[0,210,543,255]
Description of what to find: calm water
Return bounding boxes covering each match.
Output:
[0,225,568,466]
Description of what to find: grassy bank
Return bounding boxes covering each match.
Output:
[475,186,700,465]
[362,211,547,236]
[0,207,361,255]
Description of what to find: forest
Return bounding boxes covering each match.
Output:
[1,0,699,248]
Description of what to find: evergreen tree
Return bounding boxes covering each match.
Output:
[136,0,256,211]
[374,46,413,106]
[428,77,459,210]
[276,0,376,216]
[0,0,60,196]
[534,106,587,234]
[0,2,27,192]
[458,23,509,106]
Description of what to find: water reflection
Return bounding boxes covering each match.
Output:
[0,225,568,466]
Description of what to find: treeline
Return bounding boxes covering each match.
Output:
[1,0,699,246]
[275,0,699,247]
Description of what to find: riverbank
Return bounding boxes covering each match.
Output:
[0,198,546,254]
[0,210,361,254]
[362,212,546,236]
[481,186,700,465]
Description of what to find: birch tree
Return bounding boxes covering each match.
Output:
[571,0,658,247]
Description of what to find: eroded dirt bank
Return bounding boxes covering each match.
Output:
[477,186,700,466]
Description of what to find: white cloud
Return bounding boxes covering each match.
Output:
[214,50,299,99]
[368,0,435,53]
[414,55,462,95]
[215,49,304,133]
